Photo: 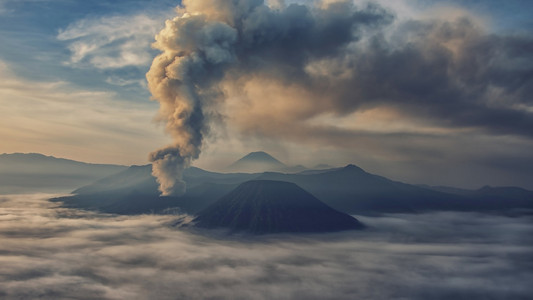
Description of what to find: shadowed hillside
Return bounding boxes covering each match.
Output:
[193,180,365,234]
[53,165,257,215]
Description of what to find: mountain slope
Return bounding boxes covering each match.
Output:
[257,164,517,214]
[53,164,258,215]
[52,162,533,215]
[193,180,364,234]
[0,153,126,194]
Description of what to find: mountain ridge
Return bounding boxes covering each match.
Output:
[52,160,533,215]
[0,153,127,194]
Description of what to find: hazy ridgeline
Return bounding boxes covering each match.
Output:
[0,194,531,300]
[0,153,126,194]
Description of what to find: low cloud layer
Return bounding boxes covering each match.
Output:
[1,194,532,299]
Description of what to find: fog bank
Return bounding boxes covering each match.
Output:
[0,194,531,299]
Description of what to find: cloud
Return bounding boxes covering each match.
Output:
[105,76,147,88]
[0,194,532,299]
[57,13,169,69]
[0,1,7,14]
[219,9,533,139]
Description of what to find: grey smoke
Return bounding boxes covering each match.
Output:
[146,0,393,195]
[147,0,533,194]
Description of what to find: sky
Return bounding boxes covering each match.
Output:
[1,0,533,189]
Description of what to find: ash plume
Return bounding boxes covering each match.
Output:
[146,0,392,195]
[147,0,533,195]
[146,2,238,195]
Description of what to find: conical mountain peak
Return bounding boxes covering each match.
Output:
[193,180,364,234]
[226,151,286,173]
[238,151,283,163]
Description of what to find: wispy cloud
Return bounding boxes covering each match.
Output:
[0,194,532,299]
[57,13,169,69]
[0,61,166,164]
[0,1,7,14]
[105,76,147,88]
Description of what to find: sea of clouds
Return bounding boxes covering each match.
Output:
[1,194,532,299]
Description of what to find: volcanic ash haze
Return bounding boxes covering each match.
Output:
[146,0,533,195]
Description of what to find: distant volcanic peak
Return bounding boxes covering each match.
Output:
[243,151,280,160]
[193,180,364,234]
[236,151,284,164]
[226,151,286,173]
[342,164,366,173]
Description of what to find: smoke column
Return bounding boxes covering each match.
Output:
[146,1,238,195]
[146,0,392,195]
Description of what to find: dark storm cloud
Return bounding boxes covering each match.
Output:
[234,1,394,73]
[344,19,533,137]
[1,195,532,299]
[228,13,533,138]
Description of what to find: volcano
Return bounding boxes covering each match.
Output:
[193,180,364,234]
[226,151,286,173]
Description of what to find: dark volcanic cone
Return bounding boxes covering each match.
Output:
[193,180,364,234]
